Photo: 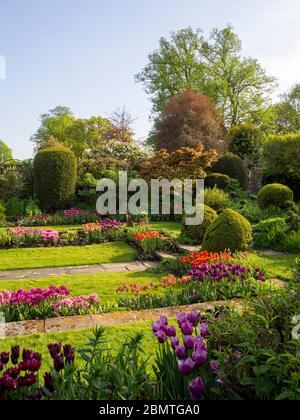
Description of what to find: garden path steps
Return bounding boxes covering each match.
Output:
[0,261,158,281]
[0,299,243,338]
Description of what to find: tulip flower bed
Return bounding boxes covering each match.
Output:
[0,219,126,249]
[133,230,178,257]
[0,286,101,322]
[117,261,275,311]
[152,312,223,400]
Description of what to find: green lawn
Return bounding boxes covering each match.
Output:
[0,271,162,303]
[242,251,298,281]
[0,242,138,271]
[149,221,181,235]
[0,321,156,373]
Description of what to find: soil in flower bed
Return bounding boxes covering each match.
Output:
[0,242,138,270]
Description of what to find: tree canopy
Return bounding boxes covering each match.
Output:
[136,25,276,127]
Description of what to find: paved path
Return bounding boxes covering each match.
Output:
[0,299,242,338]
[0,261,158,281]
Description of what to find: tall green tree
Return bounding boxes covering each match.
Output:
[136,26,276,126]
[0,140,13,163]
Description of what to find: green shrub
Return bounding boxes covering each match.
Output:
[211,153,247,188]
[204,187,230,213]
[181,205,217,243]
[253,217,287,249]
[5,197,25,217]
[33,144,77,211]
[205,173,230,190]
[229,124,265,163]
[281,231,300,253]
[258,183,294,210]
[202,208,252,252]
[0,202,6,223]
[24,200,41,217]
[263,133,300,200]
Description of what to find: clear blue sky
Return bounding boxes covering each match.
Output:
[0,0,299,159]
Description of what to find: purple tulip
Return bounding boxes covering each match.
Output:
[17,373,36,387]
[199,322,210,338]
[11,345,20,365]
[165,325,176,337]
[0,374,17,391]
[180,322,194,336]
[192,348,208,366]
[152,321,163,333]
[0,363,4,371]
[187,311,201,326]
[47,343,62,359]
[155,330,167,344]
[44,372,55,393]
[183,335,194,350]
[53,355,64,372]
[175,345,186,359]
[210,360,219,375]
[176,313,188,325]
[158,316,168,325]
[4,367,19,379]
[178,358,194,375]
[63,345,75,364]
[188,377,205,400]
[171,337,179,350]
[0,352,10,365]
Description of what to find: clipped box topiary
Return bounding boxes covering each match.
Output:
[211,153,247,189]
[202,208,252,252]
[181,205,218,243]
[33,144,77,212]
[205,173,230,191]
[258,183,294,210]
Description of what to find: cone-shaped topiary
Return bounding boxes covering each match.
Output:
[211,153,246,188]
[33,143,77,211]
[181,205,218,243]
[205,173,230,191]
[202,208,252,252]
[258,183,294,210]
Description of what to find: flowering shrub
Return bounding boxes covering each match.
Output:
[0,286,101,322]
[180,251,232,267]
[152,312,222,400]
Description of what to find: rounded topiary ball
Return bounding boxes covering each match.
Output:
[202,208,252,252]
[181,205,218,243]
[205,173,230,191]
[33,144,77,212]
[211,153,247,189]
[258,183,294,210]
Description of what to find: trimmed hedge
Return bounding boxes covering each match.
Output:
[33,145,77,211]
[211,153,246,188]
[205,173,230,190]
[258,183,294,210]
[202,208,252,252]
[181,205,217,243]
[263,133,300,200]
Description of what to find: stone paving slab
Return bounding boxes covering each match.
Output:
[0,300,242,338]
[0,261,157,282]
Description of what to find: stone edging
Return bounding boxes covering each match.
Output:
[0,300,242,338]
